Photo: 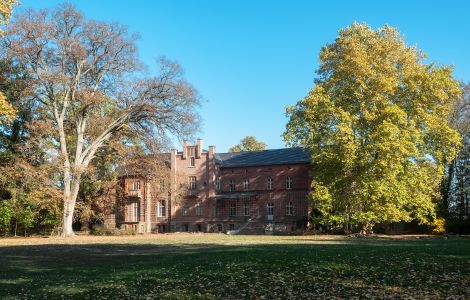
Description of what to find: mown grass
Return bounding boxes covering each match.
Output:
[0,234,469,299]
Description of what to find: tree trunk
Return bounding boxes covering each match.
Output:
[62,164,85,237]
[62,198,76,237]
[442,159,456,210]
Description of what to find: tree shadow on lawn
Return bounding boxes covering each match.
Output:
[0,238,469,299]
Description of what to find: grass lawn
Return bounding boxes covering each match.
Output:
[0,234,469,299]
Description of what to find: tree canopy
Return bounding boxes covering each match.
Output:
[284,23,462,232]
[229,136,266,152]
[2,3,200,236]
[0,0,18,124]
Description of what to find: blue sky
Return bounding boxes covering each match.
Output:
[17,0,470,152]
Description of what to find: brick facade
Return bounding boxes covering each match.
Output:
[113,140,311,234]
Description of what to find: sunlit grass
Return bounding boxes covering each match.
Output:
[0,234,469,299]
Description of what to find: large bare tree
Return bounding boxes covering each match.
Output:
[2,4,200,236]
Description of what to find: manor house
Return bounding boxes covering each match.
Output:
[107,140,311,234]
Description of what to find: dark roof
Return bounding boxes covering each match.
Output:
[214,148,310,168]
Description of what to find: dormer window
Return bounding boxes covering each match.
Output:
[243,179,249,191]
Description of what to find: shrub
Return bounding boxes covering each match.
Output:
[432,218,446,234]
[90,225,135,236]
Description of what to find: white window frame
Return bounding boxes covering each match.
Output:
[132,202,139,222]
[286,177,293,189]
[158,200,166,217]
[182,205,189,216]
[196,201,202,216]
[243,202,250,216]
[243,179,249,191]
[267,202,274,216]
[189,156,195,167]
[229,202,236,217]
[286,201,294,216]
[229,179,235,192]
[189,176,197,190]
[132,180,140,191]
[267,177,273,190]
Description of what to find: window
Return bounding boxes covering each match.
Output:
[217,224,223,232]
[243,202,250,216]
[215,177,221,191]
[196,201,202,216]
[267,202,274,216]
[286,176,293,189]
[184,224,189,232]
[132,202,139,222]
[229,202,236,217]
[189,157,195,167]
[132,180,140,190]
[286,201,294,216]
[182,205,189,216]
[158,200,166,217]
[243,179,249,191]
[229,224,235,230]
[188,146,195,157]
[229,179,235,192]
[267,177,273,190]
[189,176,197,190]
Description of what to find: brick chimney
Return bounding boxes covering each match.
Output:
[196,138,203,158]
[182,140,188,159]
[208,145,215,156]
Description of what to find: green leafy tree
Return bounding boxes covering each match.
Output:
[284,23,462,233]
[229,136,267,152]
[0,200,14,234]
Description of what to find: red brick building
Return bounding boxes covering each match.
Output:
[113,140,311,234]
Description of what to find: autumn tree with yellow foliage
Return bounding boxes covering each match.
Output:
[284,23,462,233]
[0,0,18,124]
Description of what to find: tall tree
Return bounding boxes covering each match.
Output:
[0,0,18,124]
[442,82,470,210]
[284,23,461,232]
[3,4,200,236]
[229,136,266,152]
